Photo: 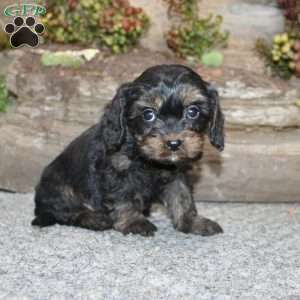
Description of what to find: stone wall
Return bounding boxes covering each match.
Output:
[0,1,299,202]
[1,49,300,202]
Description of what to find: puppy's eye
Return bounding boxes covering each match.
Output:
[143,108,157,122]
[186,105,200,119]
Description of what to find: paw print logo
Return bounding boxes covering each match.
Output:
[4,16,45,48]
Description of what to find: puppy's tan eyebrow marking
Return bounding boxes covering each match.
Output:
[154,96,164,109]
[135,100,154,108]
[136,95,165,110]
[179,86,207,105]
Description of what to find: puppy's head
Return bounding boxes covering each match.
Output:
[103,65,224,164]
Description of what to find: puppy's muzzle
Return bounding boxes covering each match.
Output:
[166,139,182,152]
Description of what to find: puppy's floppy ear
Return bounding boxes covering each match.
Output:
[101,83,132,152]
[206,84,225,151]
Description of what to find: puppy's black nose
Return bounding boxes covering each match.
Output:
[166,140,182,151]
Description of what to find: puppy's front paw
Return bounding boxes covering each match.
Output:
[122,219,157,237]
[190,217,223,236]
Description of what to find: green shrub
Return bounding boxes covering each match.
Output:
[201,50,224,68]
[0,31,10,51]
[255,34,300,79]
[277,0,300,39]
[164,0,198,19]
[165,0,229,62]
[43,0,149,53]
[166,14,229,61]
[0,76,9,113]
[256,1,300,79]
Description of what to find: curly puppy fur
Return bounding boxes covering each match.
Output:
[32,65,225,237]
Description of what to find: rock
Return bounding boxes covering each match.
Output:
[199,0,284,42]
[0,48,179,192]
[130,0,171,53]
[76,49,100,61]
[219,80,300,128]
[7,50,300,130]
[38,48,101,62]
[1,122,300,202]
[198,0,283,75]
[0,50,20,77]
[194,130,300,202]
[1,48,300,203]
[228,4,284,38]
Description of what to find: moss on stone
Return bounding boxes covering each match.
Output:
[41,52,85,68]
[0,31,10,51]
[0,76,9,112]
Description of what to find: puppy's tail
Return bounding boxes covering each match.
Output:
[31,212,57,227]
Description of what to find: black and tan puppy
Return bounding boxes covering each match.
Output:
[32,64,224,237]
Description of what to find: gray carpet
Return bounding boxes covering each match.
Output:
[0,193,300,300]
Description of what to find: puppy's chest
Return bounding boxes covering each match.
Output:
[128,166,174,204]
[128,161,171,189]
[134,165,177,197]
[108,153,177,196]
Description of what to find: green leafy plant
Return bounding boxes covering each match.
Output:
[257,1,300,79]
[256,34,300,79]
[0,76,9,113]
[277,0,300,39]
[201,51,224,67]
[43,0,149,53]
[166,14,229,61]
[0,31,10,51]
[164,0,198,19]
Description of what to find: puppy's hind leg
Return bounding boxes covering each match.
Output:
[162,177,223,236]
[32,186,113,231]
[32,210,113,231]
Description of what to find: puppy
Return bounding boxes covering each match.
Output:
[32,64,224,237]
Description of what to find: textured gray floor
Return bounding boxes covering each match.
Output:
[0,193,300,300]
